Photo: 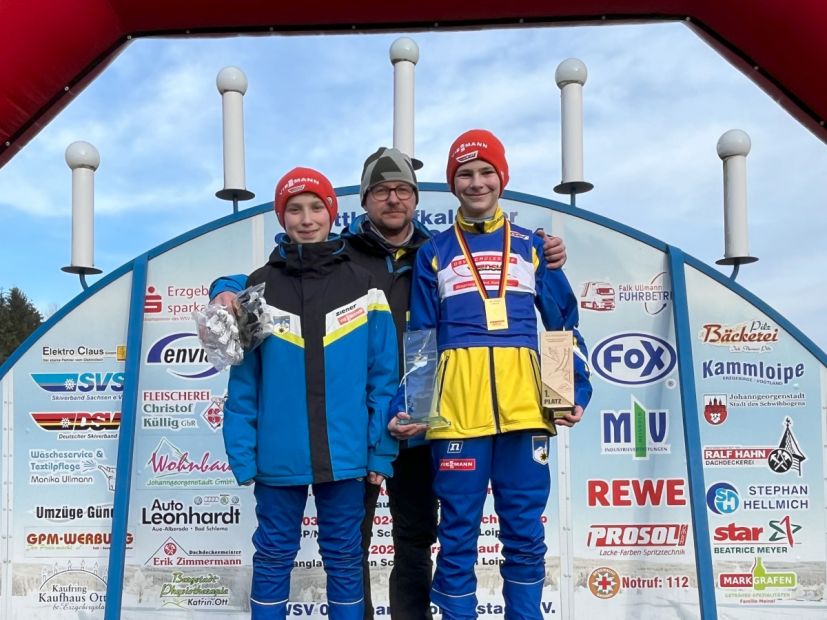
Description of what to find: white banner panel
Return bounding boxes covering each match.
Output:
[684,264,826,617]
[1,188,824,619]
[5,272,132,619]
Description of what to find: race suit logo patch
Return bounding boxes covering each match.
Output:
[439,458,475,471]
[532,436,549,464]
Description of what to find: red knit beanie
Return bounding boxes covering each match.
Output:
[274,167,338,226]
[446,129,509,195]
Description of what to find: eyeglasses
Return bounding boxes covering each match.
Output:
[370,184,414,201]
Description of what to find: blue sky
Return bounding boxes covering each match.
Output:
[0,22,825,350]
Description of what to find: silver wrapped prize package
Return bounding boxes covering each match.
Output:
[193,283,279,371]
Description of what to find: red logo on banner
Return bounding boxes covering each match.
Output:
[587,524,688,547]
[588,567,621,599]
[144,286,163,313]
[587,478,686,507]
[703,394,728,425]
[719,573,752,588]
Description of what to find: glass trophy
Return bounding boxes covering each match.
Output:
[400,328,450,429]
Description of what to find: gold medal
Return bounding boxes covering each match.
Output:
[484,297,508,330]
[454,217,512,332]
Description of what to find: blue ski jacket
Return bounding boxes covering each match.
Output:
[222,235,399,486]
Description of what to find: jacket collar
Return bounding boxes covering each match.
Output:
[455,206,505,234]
[344,213,432,257]
[269,233,349,276]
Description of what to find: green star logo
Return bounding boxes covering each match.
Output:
[768,516,801,544]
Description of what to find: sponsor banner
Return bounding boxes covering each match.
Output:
[29,410,120,440]
[702,394,728,425]
[587,478,687,508]
[727,391,806,409]
[192,492,241,507]
[144,537,243,567]
[703,417,807,475]
[139,497,242,534]
[25,528,134,556]
[145,333,219,380]
[703,446,774,467]
[141,388,215,406]
[35,562,108,614]
[41,344,126,363]
[589,566,622,599]
[712,516,801,555]
[566,229,700,605]
[140,389,224,432]
[144,284,210,322]
[32,503,113,523]
[767,418,807,475]
[587,566,691,600]
[200,395,225,432]
[4,273,132,617]
[700,359,805,386]
[706,482,810,514]
[600,397,669,459]
[142,437,235,488]
[586,523,689,557]
[718,558,798,604]
[158,571,232,610]
[685,265,825,609]
[579,272,671,316]
[30,371,125,401]
[28,448,116,491]
[141,414,198,432]
[590,332,677,386]
[10,193,827,617]
[281,600,558,617]
[698,320,780,353]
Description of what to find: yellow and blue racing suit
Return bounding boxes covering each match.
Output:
[405,207,591,620]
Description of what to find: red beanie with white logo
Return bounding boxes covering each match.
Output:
[446,129,509,195]
[274,167,338,227]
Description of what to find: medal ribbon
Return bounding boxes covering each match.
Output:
[453,218,511,300]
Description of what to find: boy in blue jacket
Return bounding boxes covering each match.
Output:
[223,167,398,619]
[391,130,591,620]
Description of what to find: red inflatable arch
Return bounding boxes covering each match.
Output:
[2,0,826,168]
